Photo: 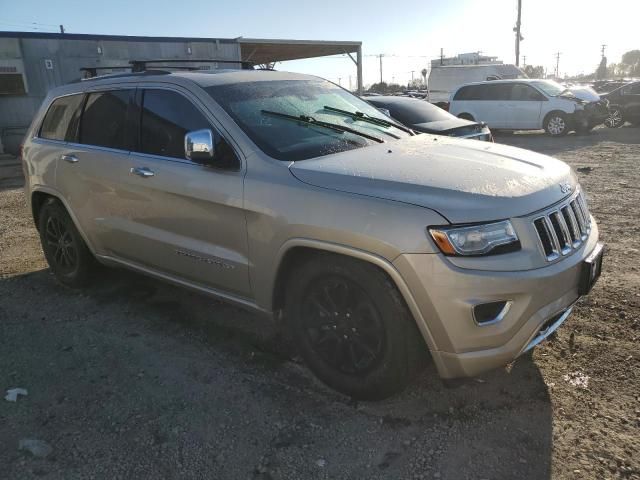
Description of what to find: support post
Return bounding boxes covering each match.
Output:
[357,45,363,95]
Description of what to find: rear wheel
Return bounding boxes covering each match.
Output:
[544,112,569,136]
[604,107,624,128]
[458,113,475,121]
[38,198,95,287]
[284,254,427,400]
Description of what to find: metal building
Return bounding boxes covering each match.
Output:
[0,31,363,154]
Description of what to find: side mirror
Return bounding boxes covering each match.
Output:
[377,107,391,117]
[185,129,215,164]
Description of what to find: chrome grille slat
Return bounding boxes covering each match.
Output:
[543,216,562,257]
[570,199,587,237]
[552,210,572,254]
[562,206,581,247]
[533,190,592,262]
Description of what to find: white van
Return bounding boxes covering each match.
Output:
[428,64,526,104]
[449,79,607,136]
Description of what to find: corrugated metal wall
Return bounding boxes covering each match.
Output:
[0,34,241,154]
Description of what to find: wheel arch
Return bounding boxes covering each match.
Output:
[269,239,439,355]
[457,112,475,121]
[30,186,97,256]
[542,109,568,127]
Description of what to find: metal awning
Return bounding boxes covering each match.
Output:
[238,38,363,94]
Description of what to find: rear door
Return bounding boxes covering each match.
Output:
[104,86,250,298]
[477,83,514,128]
[55,88,136,253]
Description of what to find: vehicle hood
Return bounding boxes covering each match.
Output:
[289,135,576,224]
[568,86,601,102]
[411,118,475,133]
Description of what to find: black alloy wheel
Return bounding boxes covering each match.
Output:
[301,275,386,375]
[43,214,79,275]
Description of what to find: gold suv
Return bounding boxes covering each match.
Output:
[22,70,603,399]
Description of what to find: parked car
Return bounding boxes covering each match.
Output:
[600,81,640,128]
[22,70,603,399]
[449,79,608,136]
[365,95,492,141]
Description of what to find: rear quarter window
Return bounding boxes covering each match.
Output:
[39,94,84,141]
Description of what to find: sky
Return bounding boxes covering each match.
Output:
[2,0,638,87]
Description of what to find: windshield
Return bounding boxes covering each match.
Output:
[206,79,410,161]
[368,98,453,126]
[530,80,568,97]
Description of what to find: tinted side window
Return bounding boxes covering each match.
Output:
[140,89,238,167]
[454,85,483,101]
[40,94,84,141]
[80,90,132,150]
[454,86,470,100]
[481,84,512,101]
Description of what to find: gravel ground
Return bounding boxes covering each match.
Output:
[1,126,639,479]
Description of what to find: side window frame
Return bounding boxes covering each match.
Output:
[133,86,241,170]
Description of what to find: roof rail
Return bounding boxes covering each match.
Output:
[129,58,254,72]
[79,58,254,79]
[79,67,175,80]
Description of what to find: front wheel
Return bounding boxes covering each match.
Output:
[545,112,569,136]
[38,198,96,288]
[604,108,624,128]
[284,254,427,400]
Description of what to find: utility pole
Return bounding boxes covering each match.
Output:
[514,0,523,66]
[59,24,65,34]
[522,55,526,67]
[378,54,384,84]
[440,48,444,66]
[554,52,561,78]
[338,77,342,86]
[601,44,607,58]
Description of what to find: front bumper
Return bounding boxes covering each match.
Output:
[394,223,600,379]
[573,102,609,128]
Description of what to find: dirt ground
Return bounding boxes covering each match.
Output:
[1,126,638,480]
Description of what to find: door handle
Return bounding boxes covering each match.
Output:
[130,166,155,178]
[61,154,79,164]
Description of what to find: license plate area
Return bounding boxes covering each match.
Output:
[579,242,604,295]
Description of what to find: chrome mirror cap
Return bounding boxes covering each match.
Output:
[185,129,214,162]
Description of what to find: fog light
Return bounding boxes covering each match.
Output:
[472,301,512,326]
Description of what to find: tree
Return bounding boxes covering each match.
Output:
[621,50,640,66]
[618,50,640,77]
[523,65,544,78]
[367,82,404,94]
[595,57,607,79]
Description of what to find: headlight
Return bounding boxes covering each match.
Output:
[428,220,520,256]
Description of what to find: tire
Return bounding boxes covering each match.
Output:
[284,254,427,400]
[458,113,474,121]
[38,198,95,288]
[544,112,569,136]
[604,107,624,128]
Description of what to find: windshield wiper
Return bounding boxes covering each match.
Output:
[323,105,414,136]
[261,110,384,143]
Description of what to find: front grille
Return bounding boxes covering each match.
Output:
[533,191,591,261]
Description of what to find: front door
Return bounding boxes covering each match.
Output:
[104,87,250,298]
